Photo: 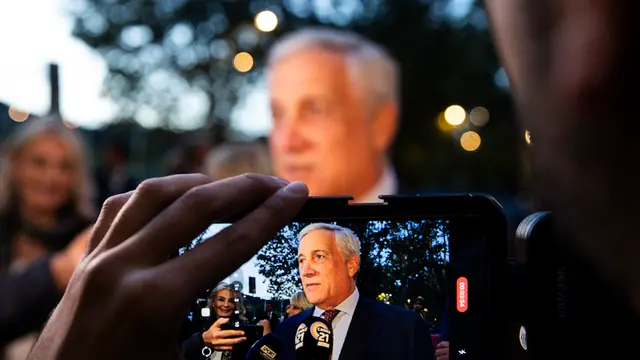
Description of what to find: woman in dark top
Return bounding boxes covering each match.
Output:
[0,118,96,359]
[181,283,251,360]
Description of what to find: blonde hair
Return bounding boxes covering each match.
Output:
[0,118,96,219]
[208,282,247,320]
[290,290,313,311]
[204,141,272,180]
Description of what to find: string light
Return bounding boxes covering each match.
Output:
[444,105,466,126]
[254,10,278,32]
[469,107,489,126]
[460,131,481,151]
[233,52,254,72]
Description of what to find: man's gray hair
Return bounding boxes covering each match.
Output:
[267,27,400,111]
[298,223,361,273]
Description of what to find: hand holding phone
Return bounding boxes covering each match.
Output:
[435,341,449,360]
[257,319,272,335]
[203,317,247,351]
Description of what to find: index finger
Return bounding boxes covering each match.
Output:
[217,330,246,338]
[436,341,448,349]
[164,181,308,303]
[214,317,230,326]
[86,191,134,254]
[119,174,290,263]
[99,174,213,251]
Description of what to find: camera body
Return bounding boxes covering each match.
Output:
[514,212,638,359]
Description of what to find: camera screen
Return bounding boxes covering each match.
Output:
[180,215,492,360]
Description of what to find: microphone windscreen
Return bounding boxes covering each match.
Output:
[246,332,283,360]
[294,316,332,360]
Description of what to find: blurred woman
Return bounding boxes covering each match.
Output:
[181,283,250,360]
[203,141,272,180]
[287,290,313,318]
[0,118,96,360]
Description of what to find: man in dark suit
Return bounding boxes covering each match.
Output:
[94,141,138,207]
[275,223,434,360]
[263,303,280,332]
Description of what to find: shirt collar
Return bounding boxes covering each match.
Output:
[357,164,398,203]
[313,287,360,317]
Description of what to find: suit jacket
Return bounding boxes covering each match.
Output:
[265,311,280,332]
[275,297,434,360]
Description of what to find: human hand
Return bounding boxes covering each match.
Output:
[28,174,308,360]
[50,226,92,291]
[202,317,246,351]
[257,319,271,335]
[435,341,449,360]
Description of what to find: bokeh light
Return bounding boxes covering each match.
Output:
[254,10,278,32]
[524,130,531,145]
[233,52,254,72]
[8,106,29,122]
[469,107,490,126]
[444,105,466,126]
[460,131,481,151]
[377,292,392,305]
[436,112,453,132]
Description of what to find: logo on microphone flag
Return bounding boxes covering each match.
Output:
[310,321,331,348]
[295,323,307,349]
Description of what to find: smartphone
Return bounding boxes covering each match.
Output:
[219,323,264,359]
[179,194,508,360]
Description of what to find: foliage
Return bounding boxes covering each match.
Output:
[255,221,307,297]
[255,220,449,310]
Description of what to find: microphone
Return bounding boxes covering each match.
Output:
[246,332,283,360]
[294,316,332,360]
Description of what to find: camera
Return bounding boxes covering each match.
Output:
[512,211,638,359]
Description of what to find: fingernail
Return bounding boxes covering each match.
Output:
[269,176,290,186]
[283,181,308,194]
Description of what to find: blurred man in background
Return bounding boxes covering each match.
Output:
[94,141,138,207]
[267,27,401,202]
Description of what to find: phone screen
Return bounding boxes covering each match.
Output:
[179,196,505,360]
